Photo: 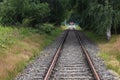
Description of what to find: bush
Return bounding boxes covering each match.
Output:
[0,0,50,26]
[39,23,55,34]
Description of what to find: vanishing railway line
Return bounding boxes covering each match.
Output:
[44,30,101,80]
[16,30,118,80]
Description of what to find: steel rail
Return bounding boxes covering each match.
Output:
[44,30,69,80]
[74,30,101,80]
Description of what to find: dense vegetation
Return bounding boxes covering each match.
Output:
[0,26,62,80]
[74,0,120,38]
[0,0,68,26]
[0,0,120,36]
[0,0,120,79]
[0,0,49,26]
[0,0,65,80]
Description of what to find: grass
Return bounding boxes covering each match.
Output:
[84,31,120,77]
[61,25,68,30]
[0,25,62,80]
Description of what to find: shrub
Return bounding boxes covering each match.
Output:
[39,23,55,34]
[0,0,50,26]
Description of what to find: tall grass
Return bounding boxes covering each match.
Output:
[0,25,62,80]
[84,31,120,77]
[0,26,37,48]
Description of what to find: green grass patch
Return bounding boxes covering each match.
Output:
[84,31,107,44]
[99,52,110,61]
[61,25,82,30]
[61,25,68,30]
[76,25,82,30]
[0,25,62,80]
[45,28,62,44]
[5,61,27,80]
[0,26,38,49]
[107,64,120,74]
[84,30,120,77]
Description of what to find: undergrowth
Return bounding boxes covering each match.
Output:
[0,25,62,80]
[84,30,120,77]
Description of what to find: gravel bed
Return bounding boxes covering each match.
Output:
[50,30,94,80]
[15,31,66,80]
[15,30,119,80]
[78,31,119,80]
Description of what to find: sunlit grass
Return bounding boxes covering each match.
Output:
[76,25,82,30]
[0,26,62,80]
[61,25,82,30]
[84,31,120,77]
[61,25,68,30]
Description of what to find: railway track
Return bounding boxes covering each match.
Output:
[15,30,118,80]
[44,30,101,80]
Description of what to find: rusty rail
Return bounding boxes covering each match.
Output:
[44,30,69,80]
[74,30,101,80]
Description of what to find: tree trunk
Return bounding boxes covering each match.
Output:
[64,19,67,26]
[106,26,111,40]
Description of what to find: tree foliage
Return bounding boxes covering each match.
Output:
[40,0,67,25]
[0,0,50,26]
[0,0,119,37]
[75,0,120,35]
[0,0,70,26]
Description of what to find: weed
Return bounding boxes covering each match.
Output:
[0,25,62,80]
[84,31,120,76]
[5,61,26,80]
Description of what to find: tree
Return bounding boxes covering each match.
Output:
[0,0,50,26]
[110,0,120,34]
[74,0,120,40]
[40,0,67,25]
